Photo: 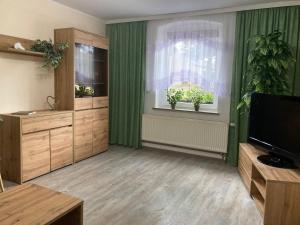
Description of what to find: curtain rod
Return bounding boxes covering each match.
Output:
[105,1,300,24]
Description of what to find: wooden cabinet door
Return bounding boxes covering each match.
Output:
[22,131,50,181]
[92,108,108,154]
[50,126,73,171]
[74,110,93,162]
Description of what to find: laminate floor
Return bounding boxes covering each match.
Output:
[6,146,263,225]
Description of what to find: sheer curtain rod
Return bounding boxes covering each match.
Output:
[105,1,300,24]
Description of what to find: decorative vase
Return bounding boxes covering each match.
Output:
[194,104,200,111]
[171,103,176,110]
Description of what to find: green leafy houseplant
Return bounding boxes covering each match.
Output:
[75,84,94,97]
[167,88,183,109]
[189,88,203,111]
[201,92,214,104]
[238,30,295,110]
[85,86,95,96]
[31,39,69,69]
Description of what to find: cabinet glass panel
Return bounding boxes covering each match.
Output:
[75,43,108,97]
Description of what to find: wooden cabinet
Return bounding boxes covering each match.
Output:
[55,28,109,162]
[22,131,50,181]
[92,108,108,155]
[0,111,73,183]
[238,143,300,225]
[50,127,73,171]
[74,110,93,161]
[74,107,109,162]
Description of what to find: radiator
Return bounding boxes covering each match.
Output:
[142,114,229,154]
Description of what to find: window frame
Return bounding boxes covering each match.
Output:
[155,89,218,112]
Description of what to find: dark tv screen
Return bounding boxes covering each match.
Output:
[249,93,300,162]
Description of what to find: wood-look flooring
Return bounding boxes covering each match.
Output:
[4,146,262,225]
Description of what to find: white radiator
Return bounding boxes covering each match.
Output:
[142,114,229,154]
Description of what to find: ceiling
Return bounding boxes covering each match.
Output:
[54,0,282,20]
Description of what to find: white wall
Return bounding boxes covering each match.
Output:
[0,0,106,113]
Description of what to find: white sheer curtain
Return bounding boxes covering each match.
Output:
[146,13,236,97]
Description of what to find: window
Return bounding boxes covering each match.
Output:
[156,82,218,110]
[146,14,236,112]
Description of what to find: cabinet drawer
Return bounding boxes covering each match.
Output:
[22,113,72,134]
[93,97,108,108]
[22,131,50,181]
[50,127,73,171]
[74,110,93,161]
[93,108,108,121]
[92,119,108,154]
[75,98,93,110]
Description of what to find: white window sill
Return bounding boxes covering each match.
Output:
[153,106,219,115]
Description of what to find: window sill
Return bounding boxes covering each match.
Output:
[152,106,219,115]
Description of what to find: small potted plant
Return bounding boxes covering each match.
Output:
[75,84,86,98]
[85,86,94,97]
[190,88,203,111]
[167,88,183,110]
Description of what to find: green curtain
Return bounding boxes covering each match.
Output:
[227,6,300,166]
[106,21,147,148]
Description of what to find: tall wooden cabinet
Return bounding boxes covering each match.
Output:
[54,28,109,162]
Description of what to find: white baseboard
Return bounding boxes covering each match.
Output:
[142,141,226,160]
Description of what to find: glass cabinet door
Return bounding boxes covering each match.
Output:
[75,43,108,97]
[93,47,108,97]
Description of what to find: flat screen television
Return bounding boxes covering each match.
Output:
[248,93,300,168]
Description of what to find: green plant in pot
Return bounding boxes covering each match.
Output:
[190,88,203,111]
[31,39,69,69]
[85,86,94,97]
[167,88,183,110]
[75,84,86,98]
[238,30,295,111]
[75,84,95,98]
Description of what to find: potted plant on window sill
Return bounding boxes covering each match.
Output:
[167,88,183,110]
[190,88,203,111]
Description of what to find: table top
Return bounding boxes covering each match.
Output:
[240,143,300,183]
[0,183,83,225]
[1,110,73,118]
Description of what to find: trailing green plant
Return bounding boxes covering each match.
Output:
[31,39,69,69]
[167,88,183,109]
[75,84,94,97]
[238,30,295,111]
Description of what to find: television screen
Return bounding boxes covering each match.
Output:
[249,93,300,162]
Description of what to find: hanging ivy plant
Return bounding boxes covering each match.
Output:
[237,30,295,111]
[31,39,69,69]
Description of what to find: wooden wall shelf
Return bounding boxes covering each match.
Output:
[0,48,44,57]
[0,34,43,58]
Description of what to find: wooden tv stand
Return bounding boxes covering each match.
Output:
[238,143,300,225]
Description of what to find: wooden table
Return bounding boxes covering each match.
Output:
[0,183,83,225]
